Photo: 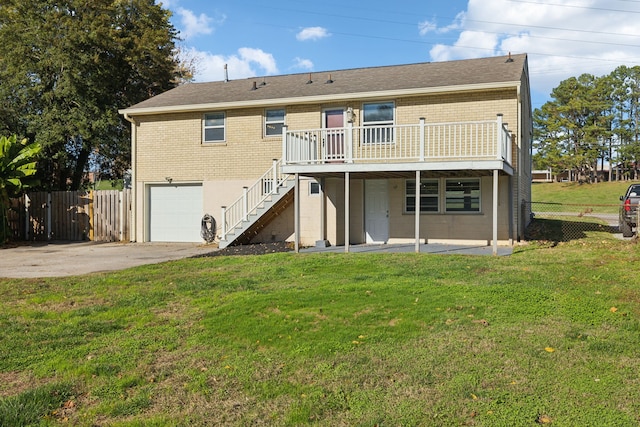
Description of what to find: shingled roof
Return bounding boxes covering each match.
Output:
[122,54,527,115]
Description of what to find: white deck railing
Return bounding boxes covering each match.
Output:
[220,159,289,241]
[283,115,511,166]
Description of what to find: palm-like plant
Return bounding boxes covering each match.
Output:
[0,135,41,242]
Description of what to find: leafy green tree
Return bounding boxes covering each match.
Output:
[0,135,41,242]
[0,0,188,190]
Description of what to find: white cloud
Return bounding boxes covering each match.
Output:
[293,57,314,70]
[190,47,278,82]
[175,8,213,39]
[423,0,640,104]
[173,7,226,40]
[296,27,330,41]
[418,19,437,36]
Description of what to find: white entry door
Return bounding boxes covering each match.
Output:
[365,180,389,243]
[148,184,203,242]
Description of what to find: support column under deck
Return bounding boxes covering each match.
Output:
[294,173,300,253]
[345,172,350,253]
[493,170,498,256]
[415,170,420,253]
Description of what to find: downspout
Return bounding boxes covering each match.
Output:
[123,112,137,242]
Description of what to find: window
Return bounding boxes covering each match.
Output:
[405,179,439,213]
[309,181,320,195]
[265,109,285,137]
[203,112,225,142]
[362,101,394,143]
[445,179,480,212]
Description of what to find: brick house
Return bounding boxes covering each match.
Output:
[120,53,532,253]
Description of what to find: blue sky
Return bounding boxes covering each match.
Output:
[161,0,640,110]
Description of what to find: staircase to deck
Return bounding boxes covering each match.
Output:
[219,159,294,248]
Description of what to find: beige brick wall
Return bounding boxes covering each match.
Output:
[134,89,519,183]
[132,87,525,243]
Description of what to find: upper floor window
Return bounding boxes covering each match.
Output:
[265,109,285,137]
[405,179,439,213]
[203,112,225,143]
[445,179,480,212]
[363,101,394,143]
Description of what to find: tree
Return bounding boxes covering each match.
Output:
[609,65,640,180]
[533,74,613,182]
[0,135,41,242]
[0,0,188,190]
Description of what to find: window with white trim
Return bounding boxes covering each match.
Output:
[362,101,394,143]
[203,112,225,143]
[265,108,285,137]
[405,179,439,213]
[445,179,481,212]
[309,181,320,195]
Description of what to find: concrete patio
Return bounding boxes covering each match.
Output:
[300,242,514,256]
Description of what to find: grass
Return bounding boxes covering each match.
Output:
[1,233,640,425]
[532,181,639,213]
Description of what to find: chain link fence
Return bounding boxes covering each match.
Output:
[524,202,625,242]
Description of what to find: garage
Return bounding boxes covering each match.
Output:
[148,184,203,242]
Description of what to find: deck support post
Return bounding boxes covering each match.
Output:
[415,170,421,253]
[320,178,326,243]
[345,172,350,253]
[294,173,300,253]
[493,169,499,256]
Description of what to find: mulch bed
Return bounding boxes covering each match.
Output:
[193,241,294,257]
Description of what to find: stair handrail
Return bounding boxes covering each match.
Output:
[220,159,291,241]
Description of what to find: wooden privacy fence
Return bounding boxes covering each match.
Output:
[8,190,131,242]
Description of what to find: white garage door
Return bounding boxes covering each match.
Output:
[148,184,203,242]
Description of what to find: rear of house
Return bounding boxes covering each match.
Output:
[120,54,532,252]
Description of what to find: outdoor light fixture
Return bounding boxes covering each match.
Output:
[165,177,173,183]
[346,107,355,123]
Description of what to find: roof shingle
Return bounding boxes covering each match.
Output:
[123,54,527,113]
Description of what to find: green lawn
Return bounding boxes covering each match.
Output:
[532,180,639,205]
[1,233,640,425]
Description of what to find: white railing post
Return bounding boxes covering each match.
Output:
[496,114,504,159]
[272,159,279,194]
[221,206,227,238]
[419,117,425,162]
[346,122,353,163]
[282,125,288,165]
[242,187,248,221]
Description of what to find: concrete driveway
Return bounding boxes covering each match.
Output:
[0,241,218,279]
